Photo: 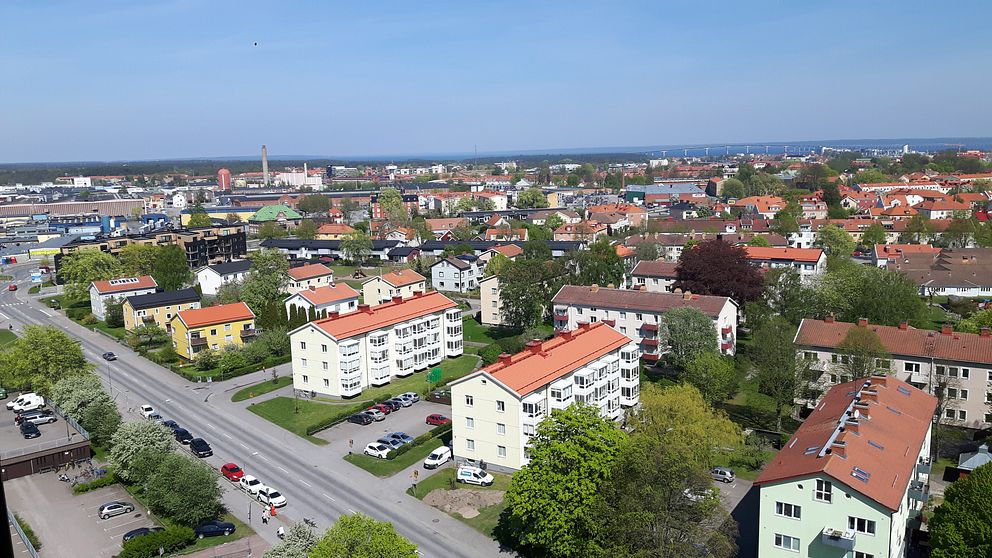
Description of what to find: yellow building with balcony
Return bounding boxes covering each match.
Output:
[122,288,201,332]
[170,302,256,360]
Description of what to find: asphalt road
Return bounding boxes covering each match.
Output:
[2,264,511,558]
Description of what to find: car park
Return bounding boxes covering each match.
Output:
[10,393,45,412]
[377,437,403,451]
[221,463,244,482]
[139,404,157,419]
[400,392,420,403]
[122,527,164,542]
[173,428,193,444]
[456,465,494,486]
[256,486,287,508]
[388,432,415,445]
[426,413,450,426]
[710,467,735,484]
[364,443,391,459]
[423,446,452,469]
[102,352,117,361]
[189,438,213,457]
[368,403,391,415]
[20,421,41,439]
[99,501,135,519]
[6,392,35,410]
[347,413,373,426]
[194,520,235,538]
[240,475,264,495]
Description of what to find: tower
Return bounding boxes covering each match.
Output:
[217,168,231,192]
[261,145,270,187]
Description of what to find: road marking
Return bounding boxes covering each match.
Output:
[258,455,270,462]
[251,451,258,455]
[300,480,312,487]
[223,433,232,439]
[322,493,335,502]
[347,508,356,514]
[0,312,7,319]
[206,423,216,430]
[37,309,52,317]
[239,442,250,449]
[278,466,289,473]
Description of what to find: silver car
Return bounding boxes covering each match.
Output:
[710,467,735,483]
[99,501,135,519]
[400,392,420,404]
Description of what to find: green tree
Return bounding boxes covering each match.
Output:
[0,326,91,395]
[145,454,224,527]
[929,462,992,558]
[633,242,658,261]
[567,239,625,287]
[662,308,716,369]
[49,374,105,418]
[544,213,565,233]
[80,397,122,447]
[255,327,291,357]
[297,194,331,214]
[498,258,565,328]
[760,268,825,326]
[238,249,290,314]
[109,421,174,482]
[516,188,549,209]
[257,221,288,240]
[747,235,771,247]
[680,352,737,403]
[484,253,510,276]
[751,317,809,431]
[721,177,745,199]
[226,213,243,224]
[377,187,408,224]
[151,245,192,291]
[341,231,373,263]
[861,222,888,246]
[58,251,123,299]
[498,404,627,558]
[119,244,161,276]
[819,262,926,326]
[187,204,213,228]
[957,309,992,334]
[295,219,318,240]
[263,523,319,558]
[814,224,856,257]
[899,214,930,244]
[310,513,417,558]
[104,299,125,327]
[836,326,891,379]
[770,203,801,236]
[194,349,220,371]
[218,347,250,376]
[852,169,890,184]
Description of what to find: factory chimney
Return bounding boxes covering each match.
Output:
[261,145,270,187]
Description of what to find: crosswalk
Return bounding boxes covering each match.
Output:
[0,301,26,307]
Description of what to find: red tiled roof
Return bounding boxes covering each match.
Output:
[631,260,678,278]
[744,246,824,263]
[489,244,523,258]
[316,223,356,235]
[915,199,971,211]
[177,302,254,329]
[378,269,426,287]
[553,285,732,318]
[615,245,636,258]
[288,263,333,281]
[872,244,940,259]
[91,275,158,294]
[425,218,466,231]
[296,283,359,305]
[587,203,647,214]
[755,376,936,511]
[312,291,455,340]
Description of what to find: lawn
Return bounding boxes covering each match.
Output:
[718,378,802,434]
[406,468,512,537]
[461,317,553,345]
[90,320,128,340]
[0,329,17,345]
[247,396,369,445]
[345,438,444,477]
[231,376,293,402]
[356,354,480,402]
[172,513,251,556]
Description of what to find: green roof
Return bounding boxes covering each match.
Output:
[249,204,303,222]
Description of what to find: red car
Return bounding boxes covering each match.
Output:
[220,463,244,482]
[426,413,450,426]
[7,284,16,291]
[369,403,391,415]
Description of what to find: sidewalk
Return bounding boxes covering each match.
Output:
[179,535,270,558]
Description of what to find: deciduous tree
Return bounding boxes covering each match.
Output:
[310,513,417,558]
[145,454,224,527]
[59,251,123,299]
[263,523,319,558]
[187,204,213,228]
[297,194,330,214]
[516,188,549,209]
[152,245,193,290]
[109,421,174,482]
[680,352,737,404]
[257,221,288,240]
[674,240,764,304]
[929,462,992,558]
[341,231,373,263]
[0,326,91,395]
[377,187,408,224]
[119,244,160,276]
[861,222,888,246]
[295,219,318,240]
[751,317,810,431]
[497,259,565,328]
[814,224,855,257]
[662,308,716,369]
[837,326,891,378]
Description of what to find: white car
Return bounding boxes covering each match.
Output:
[256,486,287,508]
[423,446,452,469]
[139,405,158,419]
[364,443,391,459]
[239,475,265,495]
[6,392,39,411]
[456,465,494,486]
[400,392,420,404]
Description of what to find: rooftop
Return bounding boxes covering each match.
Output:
[124,288,200,310]
[176,302,254,329]
[553,285,732,318]
[206,259,251,276]
[744,246,824,263]
[249,204,303,222]
[294,283,360,306]
[91,275,158,294]
[288,263,333,281]
[374,269,426,287]
[631,260,678,278]
[308,291,456,340]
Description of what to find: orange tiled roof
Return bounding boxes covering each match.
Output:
[313,291,455,340]
[91,275,158,294]
[316,223,356,235]
[744,246,824,263]
[297,283,359,305]
[378,269,426,287]
[178,302,254,329]
[587,203,647,215]
[288,263,333,281]
[490,244,523,258]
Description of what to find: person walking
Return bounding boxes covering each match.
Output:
[262,507,269,525]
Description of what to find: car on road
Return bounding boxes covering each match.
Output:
[240,475,264,495]
[400,392,420,403]
[6,392,40,411]
[194,520,235,539]
[364,442,392,459]
[423,446,452,469]
[710,467,735,484]
[426,413,450,426]
[173,428,193,444]
[221,463,244,482]
[347,413,373,426]
[368,403,391,415]
[380,400,401,412]
[160,419,180,431]
[189,438,213,458]
[377,437,403,451]
[102,352,117,361]
[7,284,16,291]
[391,396,413,408]
[139,404,157,419]
[387,432,415,446]
[19,421,41,439]
[99,501,135,519]
[456,465,494,486]
[122,527,164,542]
[362,408,386,422]
[256,486,287,508]
[14,409,56,425]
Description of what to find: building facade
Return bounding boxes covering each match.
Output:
[196,260,251,296]
[122,288,201,332]
[283,283,359,318]
[361,269,428,306]
[89,276,158,321]
[431,256,481,293]
[479,275,505,326]
[630,260,678,292]
[744,246,827,280]
[170,302,257,359]
[286,263,334,295]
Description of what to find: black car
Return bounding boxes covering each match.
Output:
[161,420,180,431]
[14,409,55,425]
[189,438,213,457]
[20,421,41,439]
[174,428,193,444]
[380,400,401,412]
[194,520,236,539]
[102,352,117,361]
[347,413,373,426]
[122,527,164,542]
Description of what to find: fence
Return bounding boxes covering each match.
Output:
[1,400,91,461]
[7,509,41,558]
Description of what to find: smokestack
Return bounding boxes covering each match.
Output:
[262,145,270,187]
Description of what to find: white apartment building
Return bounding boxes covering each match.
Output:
[552,285,739,364]
[479,275,505,326]
[286,263,334,294]
[361,269,428,306]
[449,322,640,471]
[630,260,678,292]
[289,291,464,398]
[89,276,158,320]
[744,246,827,281]
[431,255,481,293]
[283,283,359,318]
[196,260,251,296]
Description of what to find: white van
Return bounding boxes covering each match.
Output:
[6,392,37,411]
[9,393,45,412]
[456,465,494,486]
[423,446,452,469]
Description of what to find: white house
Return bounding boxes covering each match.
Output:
[196,260,251,296]
[431,255,482,293]
[284,283,360,319]
[361,269,428,306]
[286,263,334,295]
[630,260,678,292]
[744,246,827,281]
[89,276,158,321]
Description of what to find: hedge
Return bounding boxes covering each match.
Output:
[118,526,196,558]
[72,470,118,494]
[13,513,41,550]
[387,422,452,460]
[172,354,290,381]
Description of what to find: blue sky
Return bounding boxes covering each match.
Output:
[2,0,991,162]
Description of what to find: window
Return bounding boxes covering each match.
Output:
[465,439,474,451]
[497,423,506,435]
[905,362,920,373]
[300,341,307,350]
[323,379,329,387]
[620,326,627,334]
[465,395,474,407]
[301,375,308,383]
[465,417,474,429]
[803,351,817,361]
[497,445,507,458]
[523,424,536,436]
[946,408,956,419]
[855,553,874,558]
[635,313,642,320]
[322,361,328,370]
[814,479,832,502]
[496,400,505,412]
[321,344,327,353]
[210,329,217,336]
[775,502,801,519]
[620,311,626,318]
[961,389,969,400]
[301,358,308,367]
[225,323,232,331]
[438,271,444,278]
[962,368,971,379]
[959,409,967,421]
[773,534,799,552]
[848,516,876,535]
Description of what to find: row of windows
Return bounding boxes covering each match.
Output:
[462,439,507,458]
[576,307,655,323]
[464,395,505,412]
[464,417,507,435]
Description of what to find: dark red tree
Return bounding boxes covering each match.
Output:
[674,239,764,304]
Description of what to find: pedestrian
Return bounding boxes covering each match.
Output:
[262,507,269,524]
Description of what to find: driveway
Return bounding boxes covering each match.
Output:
[315,401,451,451]
[718,476,752,513]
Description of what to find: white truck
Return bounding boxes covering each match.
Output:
[7,392,45,412]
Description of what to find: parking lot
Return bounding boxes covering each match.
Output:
[0,404,82,452]
[5,473,158,558]
[314,400,451,450]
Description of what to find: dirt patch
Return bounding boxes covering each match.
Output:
[423,488,504,518]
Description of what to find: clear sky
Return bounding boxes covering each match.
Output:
[2,0,991,162]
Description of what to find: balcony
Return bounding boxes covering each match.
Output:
[909,480,929,503]
[641,338,659,347]
[641,352,659,362]
[820,527,856,551]
[721,342,733,351]
[721,326,732,336]
[641,323,659,332]
[190,336,208,347]
[915,461,932,476]
[240,329,258,339]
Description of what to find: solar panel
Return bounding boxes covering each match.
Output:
[868,440,885,451]
[897,386,912,396]
[886,405,903,415]
[851,467,872,483]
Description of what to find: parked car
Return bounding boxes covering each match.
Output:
[456,465,494,486]
[139,404,157,419]
[122,527,164,542]
[389,396,412,408]
[423,446,452,469]
[0,387,7,399]
[347,413,373,426]
[710,467,735,484]
[14,409,55,425]
[362,408,386,422]
[400,392,420,403]
[221,463,244,482]
[364,443,392,459]
[6,392,38,410]
[387,432,415,445]
[173,428,193,444]
[426,413,450,426]
[256,486,287,508]
[194,520,235,539]
[102,352,117,361]
[239,475,264,495]
[99,501,135,519]
[377,437,403,451]
[368,403,391,415]
[19,421,41,439]
[10,393,45,413]
[189,438,213,458]
[160,419,180,431]
[380,400,401,412]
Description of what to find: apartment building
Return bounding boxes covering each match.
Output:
[89,276,158,321]
[552,285,738,363]
[755,376,935,558]
[283,283,359,318]
[479,275,505,326]
[431,256,481,293]
[744,246,827,280]
[288,291,464,398]
[888,248,992,298]
[170,302,257,359]
[286,263,334,294]
[449,322,640,471]
[122,288,201,332]
[196,260,250,296]
[795,316,992,429]
[56,225,248,272]
[630,260,678,292]
[361,269,427,306]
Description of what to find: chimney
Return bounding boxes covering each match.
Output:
[899,321,908,330]
[525,340,542,353]
[359,304,372,314]
[328,311,340,319]
[861,389,879,403]
[498,353,513,365]
[843,419,859,436]
[853,402,871,420]
[309,285,316,292]
[391,296,403,304]
[870,374,888,387]
[941,323,953,335]
[857,317,868,327]
[831,437,848,459]
[825,313,835,323]
[683,290,692,301]
[982,327,991,338]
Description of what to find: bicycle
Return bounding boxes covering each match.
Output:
[303,517,317,528]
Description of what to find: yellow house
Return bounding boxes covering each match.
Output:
[122,288,202,332]
[170,302,256,360]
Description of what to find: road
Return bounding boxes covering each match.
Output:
[1,264,511,558]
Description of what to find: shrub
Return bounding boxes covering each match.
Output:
[13,513,42,550]
[241,341,269,364]
[118,526,196,558]
[194,350,219,371]
[148,349,180,364]
[496,335,524,354]
[386,423,452,460]
[480,343,503,365]
[218,347,251,375]
[72,470,118,494]
[81,313,99,325]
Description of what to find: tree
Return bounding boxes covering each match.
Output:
[152,245,192,291]
[255,327,291,357]
[377,187,408,224]
[663,308,716,369]
[956,309,992,334]
[674,239,764,304]
[544,213,565,233]
[218,347,250,376]
[819,262,926,326]
[633,242,658,261]
[759,268,825,326]
[257,221,288,240]
[484,253,510,276]
[310,513,418,558]
[751,317,810,431]
[109,420,174,482]
[187,204,213,228]
[721,178,745,199]
[295,219,318,240]
[852,169,890,184]
[770,204,800,236]
[58,251,123,299]
[50,374,105,418]
[899,214,930,244]
[516,188,549,209]
[238,249,290,314]
[80,396,121,447]
[746,235,770,247]
[225,213,243,224]
[145,453,224,527]
[498,258,565,329]
[861,222,888,246]
[567,239,625,287]
[297,194,331,214]
[680,352,737,404]
[836,326,891,379]
[341,231,372,263]
[522,239,551,261]
[0,326,91,396]
[263,523,319,558]
[929,462,992,558]
[119,244,160,276]
[814,224,856,257]
[104,298,125,327]
[498,404,627,557]
[940,217,976,248]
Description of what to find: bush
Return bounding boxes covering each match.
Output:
[305,400,377,436]
[13,513,42,550]
[72,470,118,494]
[241,341,269,364]
[497,336,525,354]
[148,349,180,364]
[81,313,99,325]
[480,343,503,365]
[386,423,452,460]
[194,350,219,371]
[219,347,251,375]
[118,526,196,558]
